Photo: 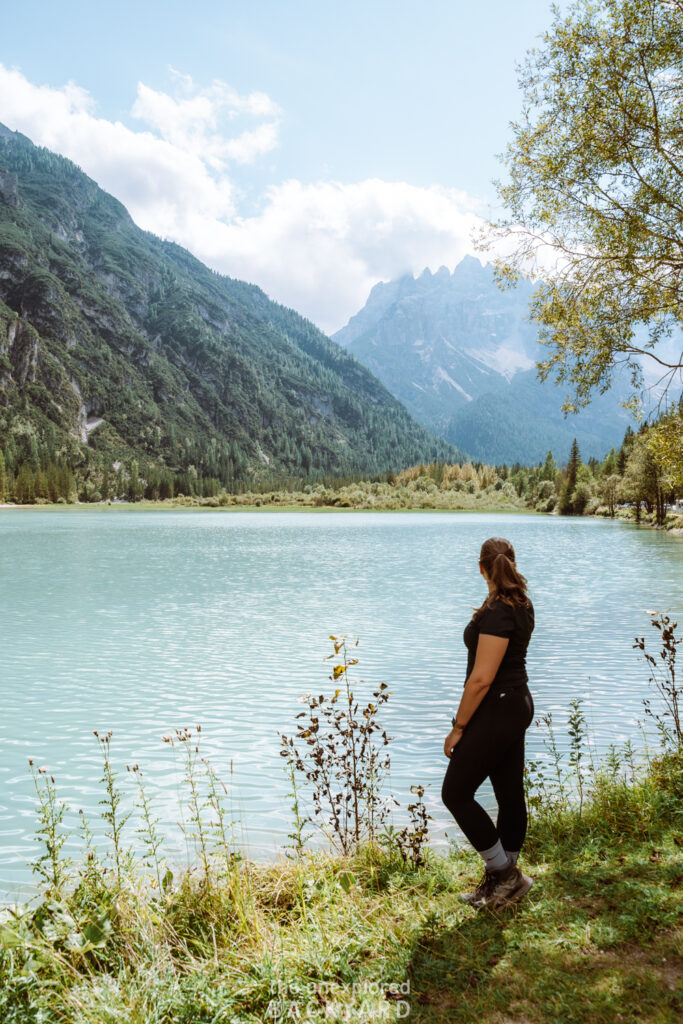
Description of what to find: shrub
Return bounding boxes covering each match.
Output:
[572,481,593,515]
[280,636,393,856]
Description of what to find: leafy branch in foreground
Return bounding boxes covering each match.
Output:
[480,0,683,411]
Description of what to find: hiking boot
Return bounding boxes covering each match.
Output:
[472,862,533,910]
[459,867,494,905]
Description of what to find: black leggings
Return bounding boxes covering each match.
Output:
[441,686,534,852]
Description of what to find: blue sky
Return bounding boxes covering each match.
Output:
[0,0,557,330]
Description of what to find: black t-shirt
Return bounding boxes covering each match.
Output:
[463,597,534,690]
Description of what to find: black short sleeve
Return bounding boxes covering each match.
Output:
[475,601,516,639]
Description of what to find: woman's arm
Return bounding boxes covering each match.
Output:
[444,633,509,757]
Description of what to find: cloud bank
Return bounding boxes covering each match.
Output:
[0,64,485,332]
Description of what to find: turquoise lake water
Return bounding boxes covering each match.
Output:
[1,508,682,900]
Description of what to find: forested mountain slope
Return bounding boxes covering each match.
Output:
[0,124,460,490]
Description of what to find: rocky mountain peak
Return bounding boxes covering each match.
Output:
[332,258,631,463]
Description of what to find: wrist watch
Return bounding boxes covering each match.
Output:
[452,715,464,730]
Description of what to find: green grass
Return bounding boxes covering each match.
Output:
[2,744,681,1023]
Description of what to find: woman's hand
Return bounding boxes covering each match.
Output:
[444,726,463,758]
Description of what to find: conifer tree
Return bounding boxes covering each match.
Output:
[57,464,75,502]
[27,436,40,473]
[4,437,16,471]
[47,464,59,503]
[601,448,618,477]
[115,465,125,499]
[539,450,557,482]
[559,438,581,515]
[159,471,174,500]
[16,463,35,504]
[127,459,142,502]
[34,467,48,500]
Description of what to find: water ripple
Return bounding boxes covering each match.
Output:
[0,509,681,898]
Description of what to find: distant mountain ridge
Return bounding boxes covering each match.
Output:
[333,258,632,464]
[0,123,461,487]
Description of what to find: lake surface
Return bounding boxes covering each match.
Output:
[1,509,682,900]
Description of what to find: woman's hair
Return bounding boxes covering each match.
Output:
[473,536,530,616]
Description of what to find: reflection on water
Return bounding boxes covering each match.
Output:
[1,509,681,898]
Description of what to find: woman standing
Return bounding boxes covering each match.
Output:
[441,536,536,909]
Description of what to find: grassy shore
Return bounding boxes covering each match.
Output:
[2,736,681,1023]
[3,497,682,535]
[0,500,536,514]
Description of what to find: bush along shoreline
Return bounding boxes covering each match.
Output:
[1,624,682,1023]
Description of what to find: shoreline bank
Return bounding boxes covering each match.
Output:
[0,500,540,514]
[2,745,681,1023]
[3,500,683,535]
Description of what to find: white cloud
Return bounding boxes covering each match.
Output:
[189,179,484,331]
[0,65,485,332]
[130,80,280,169]
[222,121,281,165]
[0,64,238,238]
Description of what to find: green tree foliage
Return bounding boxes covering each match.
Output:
[539,450,558,482]
[620,434,667,524]
[599,473,622,517]
[558,438,581,514]
[127,460,142,503]
[1,400,679,524]
[485,0,683,410]
[601,448,618,477]
[645,405,683,491]
[571,481,592,516]
[15,463,35,504]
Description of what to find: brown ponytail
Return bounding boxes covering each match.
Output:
[473,536,530,616]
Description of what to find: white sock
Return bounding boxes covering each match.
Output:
[505,850,519,866]
[477,839,510,872]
